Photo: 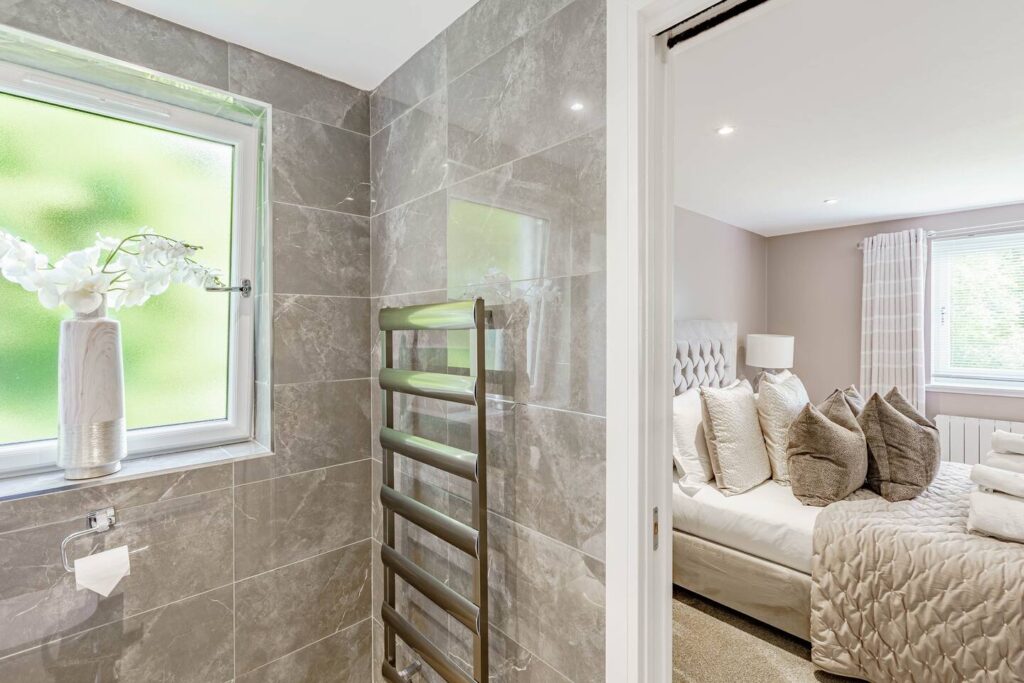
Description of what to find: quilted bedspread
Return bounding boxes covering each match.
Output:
[811,462,1024,682]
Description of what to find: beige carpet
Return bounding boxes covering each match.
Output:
[673,587,857,682]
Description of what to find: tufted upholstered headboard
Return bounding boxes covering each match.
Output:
[673,320,738,395]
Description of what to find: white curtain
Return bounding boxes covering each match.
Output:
[860,228,927,410]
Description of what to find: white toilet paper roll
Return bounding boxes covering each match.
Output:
[75,545,131,597]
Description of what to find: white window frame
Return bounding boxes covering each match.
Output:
[930,231,1024,386]
[0,61,258,477]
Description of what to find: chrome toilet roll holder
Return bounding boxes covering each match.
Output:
[61,507,117,572]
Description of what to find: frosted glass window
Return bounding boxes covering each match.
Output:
[0,90,235,448]
[931,231,1024,383]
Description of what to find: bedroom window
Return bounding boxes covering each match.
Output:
[931,231,1024,387]
[0,61,259,477]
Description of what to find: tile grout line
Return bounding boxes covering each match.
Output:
[369,122,605,220]
[0,480,237,538]
[233,457,372,491]
[237,616,374,679]
[272,376,373,389]
[272,199,371,220]
[272,103,371,139]
[234,534,373,584]
[0,581,237,664]
[444,0,582,88]
[273,291,372,300]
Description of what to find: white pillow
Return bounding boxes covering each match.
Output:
[700,379,771,495]
[760,369,793,384]
[672,388,715,483]
[756,373,809,484]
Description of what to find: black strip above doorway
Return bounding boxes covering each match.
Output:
[660,0,773,49]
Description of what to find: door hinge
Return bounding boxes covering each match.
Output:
[653,506,660,550]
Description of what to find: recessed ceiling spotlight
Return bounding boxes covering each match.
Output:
[716,125,735,136]
[570,102,585,112]
[823,198,840,205]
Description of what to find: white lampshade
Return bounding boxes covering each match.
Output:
[746,334,794,369]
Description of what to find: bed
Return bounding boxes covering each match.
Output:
[671,320,1024,681]
[670,320,815,640]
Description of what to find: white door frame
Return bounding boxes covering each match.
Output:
[605,0,722,681]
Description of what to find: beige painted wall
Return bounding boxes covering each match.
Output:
[674,207,767,379]
[767,203,1024,419]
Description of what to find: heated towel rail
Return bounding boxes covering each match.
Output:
[379,299,488,683]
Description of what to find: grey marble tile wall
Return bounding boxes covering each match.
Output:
[369,0,607,680]
[0,1,373,681]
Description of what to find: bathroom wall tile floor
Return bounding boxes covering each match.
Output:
[672,587,858,682]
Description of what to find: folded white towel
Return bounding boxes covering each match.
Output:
[971,464,1024,498]
[992,429,1024,455]
[968,488,1024,543]
[982,451,1024,474]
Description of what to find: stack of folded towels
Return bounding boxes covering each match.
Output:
[968,430,1024,543]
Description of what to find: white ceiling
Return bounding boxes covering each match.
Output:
[673,0,1024,236]
[113,0,480,90]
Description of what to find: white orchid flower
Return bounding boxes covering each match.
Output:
[62,272,115,314]
[1,229,223,313]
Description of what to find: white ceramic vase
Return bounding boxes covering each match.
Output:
[57,297,127,479]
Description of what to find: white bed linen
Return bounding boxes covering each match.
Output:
[672,477,820,573]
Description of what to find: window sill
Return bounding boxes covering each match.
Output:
[0,441,272,502]
[926,381,1024,399]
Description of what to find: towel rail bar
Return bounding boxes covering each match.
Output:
[381,544,480,632]
[380,427,477,481]
[383,603,474,683]
[379,368,477,405]
[379,299,478,331]
[380,485,478,557]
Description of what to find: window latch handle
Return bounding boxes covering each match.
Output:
[205,278,251,297]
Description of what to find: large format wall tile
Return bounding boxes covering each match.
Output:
[0,488,232,658]
[450,625,572,683]
[455,272,606,416]
[0,0,229,88]
[486,514,605,683]
[0,463,231,535]
[234,461,371,578]
[447,0,606,179]
[486,403,605,557]
[273,294,370,384]
[235,541,371,674]
[273,202,370,297]
[236,379,370,484]
[230,45,369,134]
[273,112,371,215]
[371,189,447,297]
[444,0,576,80]
[0,585,234,682]
[237,618,372,683]
[371,34,446,134]
[371,90,448,215]
[447,128,606,288]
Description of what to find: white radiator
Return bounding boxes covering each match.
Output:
[935,415,1024,463]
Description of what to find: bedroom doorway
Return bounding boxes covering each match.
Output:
[608,0,1024,681]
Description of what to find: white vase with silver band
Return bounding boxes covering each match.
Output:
[57,297,127,479]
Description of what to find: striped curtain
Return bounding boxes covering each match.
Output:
[860,228,927,410]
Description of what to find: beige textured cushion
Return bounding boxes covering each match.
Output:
[700,380,771,495]
[672,388,715,482]
[756,373,809,484]
[840,385,865,414]
[787,390,868,506]
[858,387,940,502]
